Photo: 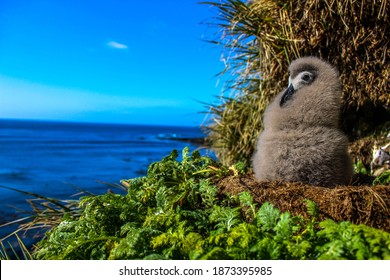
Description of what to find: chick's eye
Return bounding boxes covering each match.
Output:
[302,73,312,82]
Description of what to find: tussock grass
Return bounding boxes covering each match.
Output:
[0,185,82,239]
[0,234,33,260]
[0,185,83,259]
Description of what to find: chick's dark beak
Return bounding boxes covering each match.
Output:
[280,84,295,107]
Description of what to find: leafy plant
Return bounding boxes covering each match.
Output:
[354,160,368,175]
[33,148,390,260]
[373,171,390,185]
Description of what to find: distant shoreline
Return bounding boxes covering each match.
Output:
[0,118,201,129]
[157,134,206,145]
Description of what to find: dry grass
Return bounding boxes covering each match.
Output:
[0,185,82,243]
[203,0,390,166]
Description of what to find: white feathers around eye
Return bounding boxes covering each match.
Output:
[291,71,315,90]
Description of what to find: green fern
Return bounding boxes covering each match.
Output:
[256,202,281,231]
[31,148,390,260]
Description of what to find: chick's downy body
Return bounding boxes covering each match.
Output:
[252,57,353,186]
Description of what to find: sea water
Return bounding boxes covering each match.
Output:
[0,119,211,246]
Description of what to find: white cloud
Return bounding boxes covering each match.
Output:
[107,41,128,50]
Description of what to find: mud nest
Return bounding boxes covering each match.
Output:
[218,174,390,232]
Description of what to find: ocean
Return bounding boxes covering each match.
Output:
[0,119,211,248]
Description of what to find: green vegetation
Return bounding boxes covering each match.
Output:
[353,160,390,186]
[31,148,390,260]
[354,160,368,175]
[373,171,390,186]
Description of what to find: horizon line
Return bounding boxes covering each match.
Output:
[0,117,205,129]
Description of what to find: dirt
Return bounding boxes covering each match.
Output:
[217,173,390,232]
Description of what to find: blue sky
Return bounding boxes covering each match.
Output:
[0,0,225,126]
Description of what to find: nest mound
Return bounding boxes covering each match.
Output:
[218,174,390,232]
